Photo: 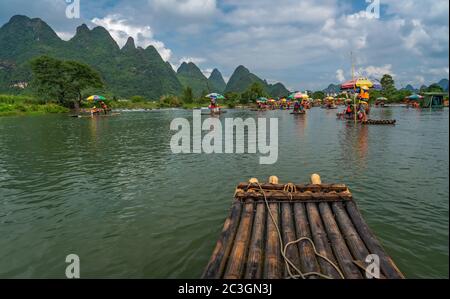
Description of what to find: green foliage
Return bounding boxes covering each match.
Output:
[159,95,182,108]
[425,84,444,92]
[0,93,69,116]
[381,74,396,98]
[240,82,268,104]
[182,86,194,104]
[130,95,147,103]
[30,55,103,107]
[312,91,325,99]
[224,92,241,102]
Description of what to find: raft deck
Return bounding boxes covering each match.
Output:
[203,174,404,279]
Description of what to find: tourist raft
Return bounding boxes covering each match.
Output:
[202,174,404,279]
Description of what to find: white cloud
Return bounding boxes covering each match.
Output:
[91,14,172,61]
[336,69,345,82]
[150,0,218,18]
[415,76,426,85]
[202,68,213,78]
[55,31,75,41]
[357,65,394,78]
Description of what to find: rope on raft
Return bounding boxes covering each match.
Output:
[243,182,345,279]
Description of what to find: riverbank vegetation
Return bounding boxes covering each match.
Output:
[0,94,69,116]
[1,55,448,117]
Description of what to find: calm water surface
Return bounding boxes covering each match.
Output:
[0,107,448,278]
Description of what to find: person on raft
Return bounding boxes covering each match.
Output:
[293,100,301,113]
[99,101,110,115]
[345,103,353,119]
[358,104,368,122]
[209,98,220,113]
[90,106,100,117]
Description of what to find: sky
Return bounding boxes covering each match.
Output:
[0,0,448,91]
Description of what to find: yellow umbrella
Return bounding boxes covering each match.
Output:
[356,79,373,88]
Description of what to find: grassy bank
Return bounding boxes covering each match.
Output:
[0,94,238,117]
[0,94,69,116]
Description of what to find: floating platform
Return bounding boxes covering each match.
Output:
[202,174,404,279]
[70,113,121,118]
[362,119,396,125]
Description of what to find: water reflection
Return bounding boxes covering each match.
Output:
[0,108,448,278]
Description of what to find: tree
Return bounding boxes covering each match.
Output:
[240,82,268,104]
[30,56,103,108]
[312,91,325,99]
[182,86,194,104]
[426,84,444,93]
[380,74,396,97]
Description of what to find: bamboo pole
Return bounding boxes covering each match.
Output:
[345,201,405,279]
[224,201,255,279]
[202,201,243,279]
[264,203,281,279]
[319,202,363,279]
[332,202,370,262]
[293,203,321,275]
[306,202,341,278]
[281,202,301,277]
[244,202,266,279]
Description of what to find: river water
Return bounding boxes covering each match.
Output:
[0,107,448,278]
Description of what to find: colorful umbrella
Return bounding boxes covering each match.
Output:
[257,97,268,102]
[206,93,225,100]
[408,94,423,101]
[341,78,374,90]
[87,95,106,102]
[289,92,308,99]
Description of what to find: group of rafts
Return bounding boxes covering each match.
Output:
[256,92,311,115]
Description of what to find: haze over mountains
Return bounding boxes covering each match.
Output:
[0,15,291,99]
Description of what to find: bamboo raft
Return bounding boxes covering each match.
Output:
[203,174,404,279]
[362,119,397,125]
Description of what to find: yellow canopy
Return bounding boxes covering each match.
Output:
[356,79,373,88]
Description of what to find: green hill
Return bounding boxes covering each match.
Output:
[176,62,210,97]
[224,65,289,97]
[0,15,293,100]
[208,68,226,93]
[0,15,182,98]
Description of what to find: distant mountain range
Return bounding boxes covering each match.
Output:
[400,79,449,92]
[0,15,290,99]
[322,84,341,94]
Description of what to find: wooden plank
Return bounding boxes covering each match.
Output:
[223,201,255,279]
[264,203,281,279]
[281,202,301,278]
[332,202,370,263]
[293,203,321,276]
[202,201,243,279]
[345,201,405,279]
[244,203,266,279]
[237,183,348,193]
[235,191,352,202]
[306,203,341,279]
[319,202,363,279]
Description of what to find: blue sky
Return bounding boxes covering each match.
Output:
[0,0,448,90]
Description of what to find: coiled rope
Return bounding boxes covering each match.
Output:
[248,182,345,279]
